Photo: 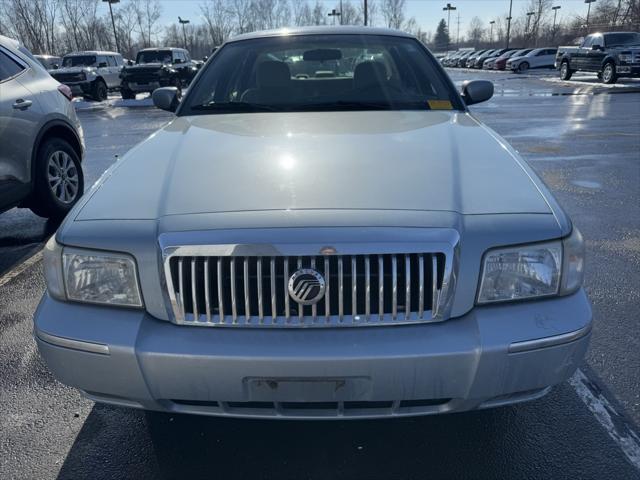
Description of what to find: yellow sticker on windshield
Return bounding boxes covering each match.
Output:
[427,100,453,110]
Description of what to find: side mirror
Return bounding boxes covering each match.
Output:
[591,44,602,51]
[461,80,494,106]
[127,60,134,66]
[98,62,108,68]
[202,56,208,62]
[174,58,183,64]
[53,64,59,70]
[152,87,180,112]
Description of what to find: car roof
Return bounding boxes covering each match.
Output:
[138,47,187,52]
[228,25,414,43]
[64,51,120,56]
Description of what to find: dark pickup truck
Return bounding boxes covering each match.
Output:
[119,47,199,99]
[555,31,640,84]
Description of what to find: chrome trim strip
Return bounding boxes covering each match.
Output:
[310,257,317,321]
[432,255,440,318]
[365,255,371,321]
[191,258,198,321]
[418,254,425,318]
[230,258,237,322]
[324,257,330,322]
[378,256,384,321]
[204,258,211,322]
[338,257,344,321]
[391,255,397,320]
[270,257,277,321]
[257,258,264,322]
[405,255,411,320]
[217,259,224,322]
[351,256,357,320]
[508,324,592,353]
[37,330,110,355]
[243,257,250,323]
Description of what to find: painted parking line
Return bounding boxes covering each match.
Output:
[0,250,43,289]
[570,369,640,470]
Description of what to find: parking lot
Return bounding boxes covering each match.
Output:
[1,70,639,479]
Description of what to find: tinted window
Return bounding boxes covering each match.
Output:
[592,35,604,48]
[0,50,25,81]
[63,55,96,67]
[604,32,640,46]
[184,34,460,115]
[115,55,123,66]
[582,36,594,48]
[107,56,117,67]
[137,50,172,64]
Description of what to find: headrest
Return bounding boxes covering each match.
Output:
[353,61,388,90]
[257,61,291,88]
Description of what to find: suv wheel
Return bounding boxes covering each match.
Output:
[92,80,108,101]
[29,138,84,219]
[560,61,572,80]
[601,62,617,84]
[121,88,136,100]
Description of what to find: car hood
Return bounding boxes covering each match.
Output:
[75,111,553,222]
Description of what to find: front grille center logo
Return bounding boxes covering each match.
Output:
[288,269,326,305]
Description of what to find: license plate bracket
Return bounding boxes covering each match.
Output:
[244,377,372,402]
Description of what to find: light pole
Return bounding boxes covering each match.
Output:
[442,3,456,53]
[585,0,596,30]
[328,9,341,25]
[551,5,561,41]
[526,11,535,45]
[178,17,189,50]
[364,0,368,26]
[102,0,120,53]
[505,0,513,49]
[489,20,495,46]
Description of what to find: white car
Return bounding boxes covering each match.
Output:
[507,48,558,73]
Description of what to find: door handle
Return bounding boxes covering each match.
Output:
[12,99,32,110]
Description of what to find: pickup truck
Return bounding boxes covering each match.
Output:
[555,31,640,84]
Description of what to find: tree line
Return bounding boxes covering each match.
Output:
[0,0,638,61]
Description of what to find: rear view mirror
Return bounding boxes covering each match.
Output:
[152,87,180,112]
[461,80,494,106]
[303,49,342,62]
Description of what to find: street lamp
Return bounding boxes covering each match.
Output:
[489,20,495,46]
[585,0,596,30]
[178,17,190,50]
[551,5,561,41]
[526,11,536,45]
[442,3,456,53]
[102,0,120,53]
[505,0,513,49]
[328,8,341,25]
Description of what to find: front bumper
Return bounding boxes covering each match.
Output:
[616,64,640,76]
[34,290,592,419]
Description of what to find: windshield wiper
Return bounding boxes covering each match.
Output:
[295,100,431,111]
[191,102,280,113]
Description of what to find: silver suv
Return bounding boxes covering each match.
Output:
[0,35,84,219]
[50,51,123,101]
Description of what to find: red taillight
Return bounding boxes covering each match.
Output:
[57,84,73,101]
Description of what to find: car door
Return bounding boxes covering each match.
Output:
[0,47,42,205]
[576,36,594,69]
[586,34,606,71]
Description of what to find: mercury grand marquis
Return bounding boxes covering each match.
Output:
[35,27,592,419]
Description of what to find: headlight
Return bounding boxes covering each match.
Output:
[43,237,143,307]
[477,228,585,304]
[618,54,632,62]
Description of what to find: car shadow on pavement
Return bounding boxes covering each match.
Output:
[55,383,638,480]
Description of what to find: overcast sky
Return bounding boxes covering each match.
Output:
[103,0,589,36]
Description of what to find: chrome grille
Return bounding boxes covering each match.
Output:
[165,253,448,328]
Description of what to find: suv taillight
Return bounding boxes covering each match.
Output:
[57,84,73,101]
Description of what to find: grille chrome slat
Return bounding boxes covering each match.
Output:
[167,251,449,328]
[391,255,398,320]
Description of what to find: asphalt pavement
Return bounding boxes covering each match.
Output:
[1,71,639,479]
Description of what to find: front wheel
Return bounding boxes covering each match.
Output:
[29,138,84,219]
[121,87,136,100]
[518,62,529,73]
[601,62,617,84]
[92,80,107,101]
[560,61,573,80]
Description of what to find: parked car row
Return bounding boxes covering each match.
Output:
[39,47,204,101]
[441,47,557,72]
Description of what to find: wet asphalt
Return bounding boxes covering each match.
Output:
[0,70,639,479]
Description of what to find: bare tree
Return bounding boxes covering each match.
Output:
[311,0,326,26]
[132,0,162,48]
[380,0,406,29]
[339,1,363,25]
[200,0,234,46]
[467,16,484,48]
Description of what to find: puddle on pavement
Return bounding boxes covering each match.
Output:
[572,180,602,189]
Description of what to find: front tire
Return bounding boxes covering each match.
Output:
[560,61,573,80]
[518,62,529,73]
[121,88,136,100]
[601,62,617,84]
[29,138,84,220]
[92,80,108,101]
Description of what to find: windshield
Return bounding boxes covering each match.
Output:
[184,34,460,115]
[62,55,96,67]
[136,50,173,64]
[605,32,640,46]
